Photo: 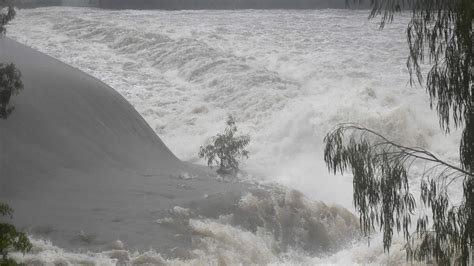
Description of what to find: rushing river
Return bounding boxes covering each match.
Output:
[7,7,461,265]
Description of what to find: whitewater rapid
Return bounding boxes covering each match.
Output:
[7,7,461,265]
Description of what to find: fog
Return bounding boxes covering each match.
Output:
[13,0,371,9]
[98,0,370,10]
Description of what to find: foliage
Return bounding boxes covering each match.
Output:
[0,63,23,119]
[0,0,23,120]
[0,0,15,35]
[368,0,474,175]
[0,3,30,264]
[199,116,250,174]
[324,124,473,263]
[324,0,473,264]
[0,203,32,265]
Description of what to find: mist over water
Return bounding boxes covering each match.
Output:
[7,7,462,264]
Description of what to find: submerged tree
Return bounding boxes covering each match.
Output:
[0,0,23,119]
[0,63,23,119]
[0,2,31,264]
[0,0,15,35]
[324,0,472,264]
[199,115,250,175]
[0,203,32,265]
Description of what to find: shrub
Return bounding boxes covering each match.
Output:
[0,2,24,120]
[199,116,250,174]
[0,202,32,265]
[0,63,24,119]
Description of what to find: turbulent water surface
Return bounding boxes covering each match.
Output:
[7,7,461,265]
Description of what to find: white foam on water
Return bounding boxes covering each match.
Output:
[7,7,463,264]
[9,232,417,265]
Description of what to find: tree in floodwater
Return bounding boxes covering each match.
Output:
[199,115,250,175]
[324,0,472,264]
[0,0,24,119]
[0,2,31,264]
[0,63,23,119]
[0,0,15,35]
[0,203,32,265]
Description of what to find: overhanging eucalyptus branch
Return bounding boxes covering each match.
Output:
[333,0,472,264]
[325,123,472,178]
[324,123,473,264]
